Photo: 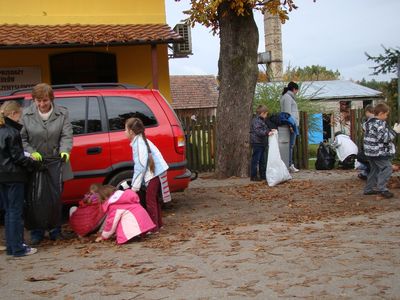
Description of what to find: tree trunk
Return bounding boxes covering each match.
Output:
[215,2,259,178]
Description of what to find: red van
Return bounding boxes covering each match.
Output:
[0,83,191,203]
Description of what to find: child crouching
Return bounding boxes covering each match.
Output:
[69,184,106,237]
[94,185,155,244]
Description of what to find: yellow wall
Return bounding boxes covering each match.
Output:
[0,0,174,101]
[0,0,166,24]
[0,45,172,101]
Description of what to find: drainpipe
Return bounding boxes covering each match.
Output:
[151,44,159,90]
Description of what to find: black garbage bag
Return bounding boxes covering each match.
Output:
[315,142,336,170]
[25,157,63,230]
[137,184,147,209]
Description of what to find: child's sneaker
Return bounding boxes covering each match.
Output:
[380,191,394,199]
[357,173,367,180]
[24,247,37,256]
[364,190,379,195]
[14,246,37,257]
[250,177,261,182]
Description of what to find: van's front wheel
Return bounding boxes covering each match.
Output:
[108,170,133,190]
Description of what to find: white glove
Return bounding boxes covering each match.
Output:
[393,123,400,134]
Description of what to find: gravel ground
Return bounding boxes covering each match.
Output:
[1,169,399,299]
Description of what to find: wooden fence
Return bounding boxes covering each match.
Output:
[180,115,216,172]
[294,112,309,169]
[179,113,310,172]
[350,109,364,148]
[179,109,400,172]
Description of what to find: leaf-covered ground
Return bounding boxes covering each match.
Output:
[1,170,399,299]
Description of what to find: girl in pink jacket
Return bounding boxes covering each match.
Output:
[94,185,155,244]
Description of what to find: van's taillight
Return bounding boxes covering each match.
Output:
[172,125,185,154]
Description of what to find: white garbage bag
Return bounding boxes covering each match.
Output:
[266,132,292,187]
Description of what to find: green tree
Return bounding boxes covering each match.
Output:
[176,0,313,178]
[254,81,322,133]
[365,46,400,121]
[365,46,400,75]
[283,65,341,81]
[358,78,388,92]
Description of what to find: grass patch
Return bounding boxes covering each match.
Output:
[308,143,319,158]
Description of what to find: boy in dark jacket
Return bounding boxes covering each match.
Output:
[0,101,42,256]
[249,105,274,181]
[363,102,399,198]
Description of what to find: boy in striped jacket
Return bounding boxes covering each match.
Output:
[363,102,400,198]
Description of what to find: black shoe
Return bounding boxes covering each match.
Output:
[50,231,75,241]
[364,190,379,195]
[250,177,261,182]
[358,173,367,180]
[380,191,394,198]
[30,238,43,246]
[50,236,62,241]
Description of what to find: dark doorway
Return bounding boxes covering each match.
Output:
[50,52,117,84]
[363,100,372,108]
[322,113,332,141]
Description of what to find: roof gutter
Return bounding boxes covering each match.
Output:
[307,95,384,101]
[0,39,184,50]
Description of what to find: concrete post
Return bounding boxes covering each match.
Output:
[263,11,283,82]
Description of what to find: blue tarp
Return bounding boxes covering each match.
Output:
[308,113,323,144]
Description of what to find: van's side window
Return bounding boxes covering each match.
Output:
[55,97,86,135]
[104,96,157,131]
[87,97,102,133]
[55,97,102,135]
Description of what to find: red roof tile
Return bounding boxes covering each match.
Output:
[0,24,183,48]
[170,75,219,109]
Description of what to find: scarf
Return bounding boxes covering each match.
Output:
[38,104,54,121]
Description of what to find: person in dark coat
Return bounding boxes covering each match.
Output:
[0,101,43,256]
[20,83,73,245]
[250,105,275,181]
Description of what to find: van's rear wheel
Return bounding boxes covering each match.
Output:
[108,170,133,190]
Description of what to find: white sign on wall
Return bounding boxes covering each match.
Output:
[0,67,42,91]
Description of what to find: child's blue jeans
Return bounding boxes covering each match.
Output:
[0,182,26,256]
[251,144,266,179]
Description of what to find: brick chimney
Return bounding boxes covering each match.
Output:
[264,11,283,81]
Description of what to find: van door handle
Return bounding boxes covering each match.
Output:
[87,147,102,155]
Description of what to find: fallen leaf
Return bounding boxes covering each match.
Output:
[27,276,57,282]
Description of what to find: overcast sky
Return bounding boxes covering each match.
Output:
[166,0,400,82]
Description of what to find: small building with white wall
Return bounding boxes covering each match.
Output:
[300,80,383,141]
